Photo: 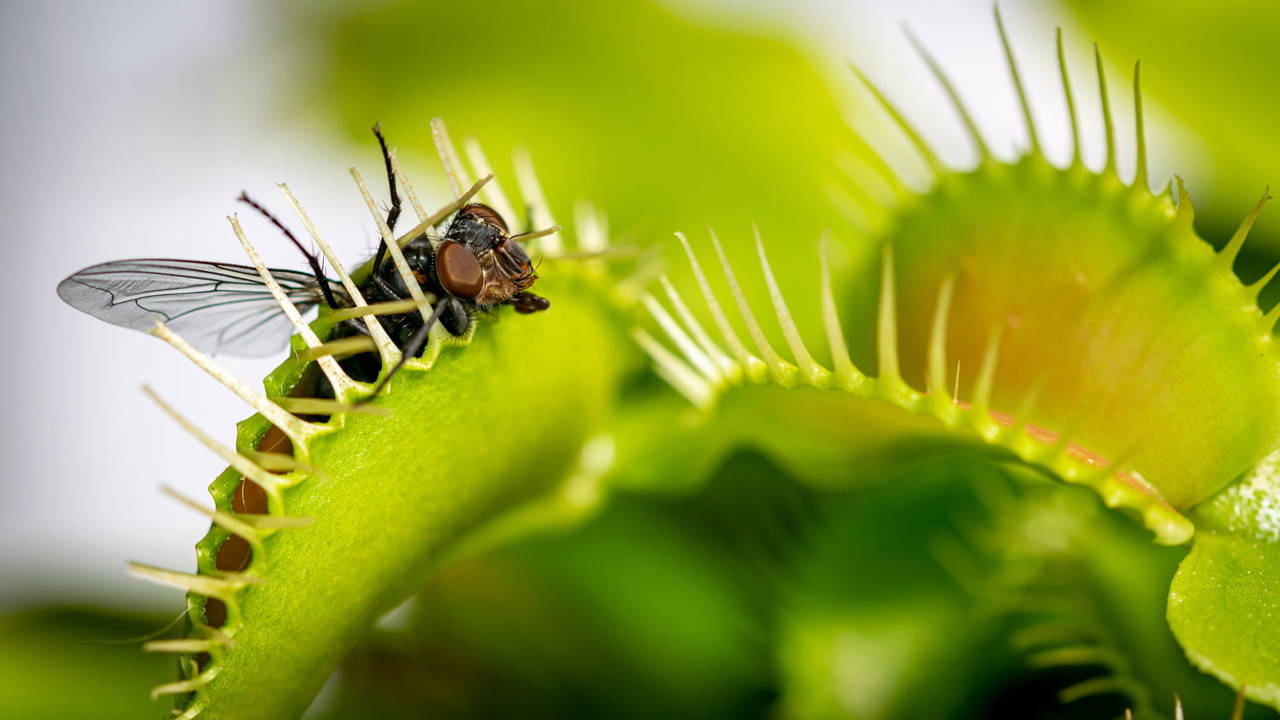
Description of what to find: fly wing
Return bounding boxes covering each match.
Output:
[57,259,344,357]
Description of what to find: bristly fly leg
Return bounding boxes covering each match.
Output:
[368,122,403,281]
[236,192,342,310]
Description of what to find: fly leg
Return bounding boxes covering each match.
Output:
[508,291,550,314]
[357,295,465,403]
[236,192,342,310]
[369,122,402,276]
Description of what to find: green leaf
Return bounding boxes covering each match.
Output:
[1167,532,1280,709]
[1191,448,1280,544]
[1174,449,1280,709]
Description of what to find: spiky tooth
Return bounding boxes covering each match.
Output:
[830,156,890,214]
[161,486,265,544]
[352,166,436,327]
[754,226,830,387]
[1246,260,1280,301]
[676,232,768,381]
[575,200,609,254]
[819,233,867,392]
[1023,644,1111,669]
[824,184,873,233]
[659,276,739,382]
[141,385,289,501]
[1263,299,1280,335]
[970,323,1005,440]
[462,138,518,225]
[1006,375,1048,458]
[904,26,991,162]
[244,451,303,473]
[709,228,800,387]
[391,173,494,245]
[953,364,963,407]
[1041,424,1082,471]
[169,478,313,531]
[1174,176,1195,228]
[1138,494,1195,546]
[1009,621,1085,652]
[143,638,220,654]
[128,563,259,598]
[514,224,563,244]
[633,328,715,409]
[387,148,427,220]
[840,132,912,205]
[1133,62,1149,190]
[325,297,435,323]
[995,7,1040,157]
[430,117,472,198]
[231,515,314,531]
[1057,29,1082,168]
[150,667,220,700]
[1058,676,1127,704]
[228,215,355,399]
[512,147,563,254]
[297,335,379,362]
[849,61,945,177]
[277,182,401,368]
[876,245,919,406]
[167,483,314,530]
[144,330,315,447]
[1218,188,1272,272]
[644,295,721,385]
[1095,44,1118,176]
[925,275,958,420]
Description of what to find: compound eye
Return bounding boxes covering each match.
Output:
[437,240,483,299]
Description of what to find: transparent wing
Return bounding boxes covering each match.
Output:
[57,259,344,357]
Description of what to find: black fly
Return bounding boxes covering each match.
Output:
[57,125,550,394]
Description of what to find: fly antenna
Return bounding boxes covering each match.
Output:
[237,192,341,310]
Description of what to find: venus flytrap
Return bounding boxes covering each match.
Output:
[121,124,630,719]
[637,14,1280,710]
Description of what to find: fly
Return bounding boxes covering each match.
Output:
[57,125,550,395]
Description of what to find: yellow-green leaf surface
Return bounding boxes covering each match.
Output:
[1168,533,1280,708]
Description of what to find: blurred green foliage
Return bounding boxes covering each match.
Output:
[0,607,174,719]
